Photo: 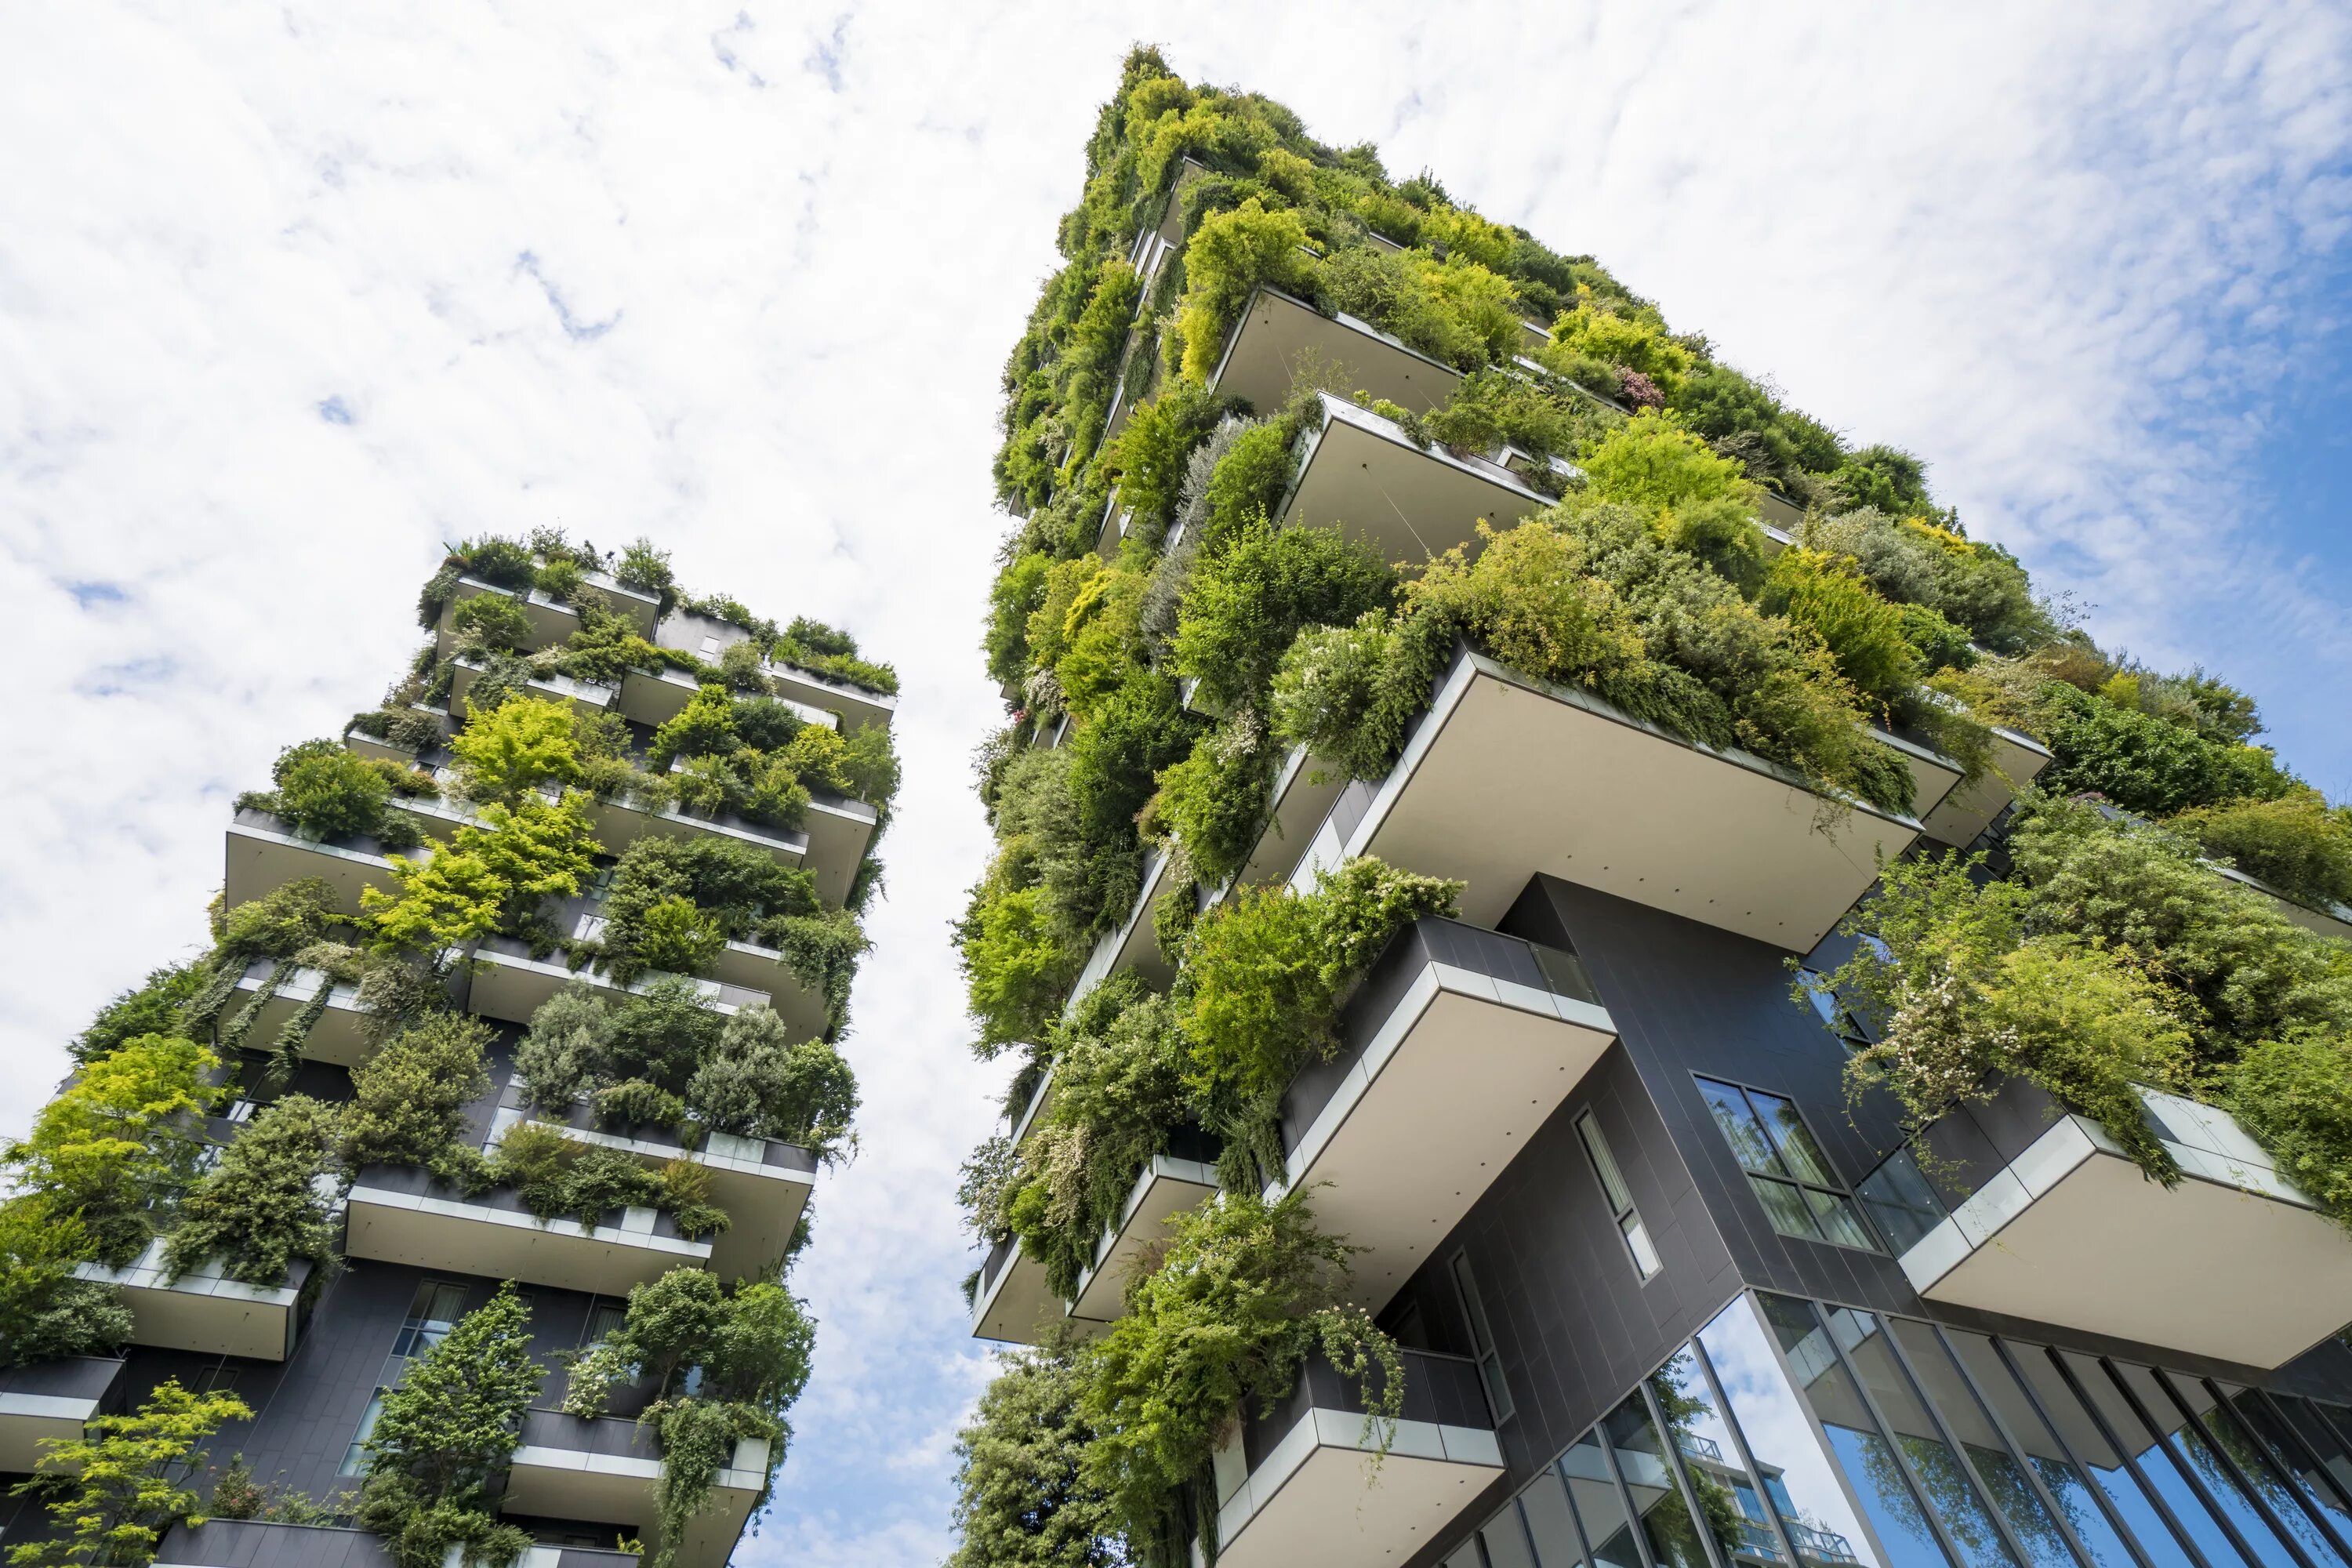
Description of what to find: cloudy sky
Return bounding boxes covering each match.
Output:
[2,2,2348,1563]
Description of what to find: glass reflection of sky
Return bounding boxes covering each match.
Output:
[1700,1295,1889,1568]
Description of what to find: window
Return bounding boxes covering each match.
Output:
[1694,1077,1877,1250]
[1797,967,1872,1054]
[390,1279,470,1360]
[583,1300,630,1348]
[339,1389,387,1476]
[1574,1109,1661,1280]
[1449,1251,1514,1424]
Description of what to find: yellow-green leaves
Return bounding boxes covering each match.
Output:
[364,793,599,953]
[1175,198,1311,382]
[449,695,581,804]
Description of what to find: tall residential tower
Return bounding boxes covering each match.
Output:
[0,534,896,1567]
[952,50,2352,1568]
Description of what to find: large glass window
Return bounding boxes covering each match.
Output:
[1577,1109,1662,1281]
[1940,1330,2150,1568]
[1566,1426,1646,1568]
[390,1278,470,1360]
[1606,1392,1714,1568]
[1831,1309,2016,1568]
[1651,1345,1785,1566]
[1519,1465,1588,1568]
[1481,1500,1540,1568]
[2107,1362,2299,1566]
[2059,1352,2253,1568]
[2262,1392,2352,1534]
[339,1388,387,1477]
[2004,1342,2197,1567]
[1695,1079,1876,1250]
[1886,1319,2073,1568]
[2169,1373,2351,1563]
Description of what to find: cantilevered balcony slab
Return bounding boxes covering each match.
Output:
[2212,863,2352,943]
[766,662,896,733]
[227,960,374,1067]
[1275,917,1616,1308]
[448,658,617,720]
[1314,648,1924,948]
[463,935,761,1028]
[576,793,808,875]
[1225,745,1346,895]
[568,902,827,1038]
[346,1165,710,1297]
[1066,1150,1219,1326]
[1065,848,1177,1011]
[1211,286,1463,418]
[970,1233,1065,1346]
[440,571,659,650]
[505,1410,766,1568]
[1893,1084,2352,1368]
[74,1240,309,1362]
[1210,1349,1501,1568]
[1879,729,1963,835]
[1920,723,2052,848]
[0,1356,124,1474]
[489,1100,815,1280]
[802,793,879,909]
[1278,394,1554,568]
[224,808,414,918]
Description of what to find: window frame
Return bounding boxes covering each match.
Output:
[1573,1107,1663,1283]
[1448,1249,1515,1426]
[1693,1075,1879,1253]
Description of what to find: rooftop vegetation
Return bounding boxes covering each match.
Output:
[953,46,2345,1568]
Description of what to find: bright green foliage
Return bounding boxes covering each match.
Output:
[561,1270,813,1568]
[774,616,899,697]
[1543,302,1692,397]
[1181,858,1458,1174]
[266,738,398,841]
[449,592,532,652]
[7,1380,252,1567]
[2033,681,2296,816]
[365,793,600,952]
[633,895,725,977]
[5,1033,219,1267]
[1195,418,1298,550]
[1800,510,2048,655]
[1082,1189,1400,1567]
[2224,1029,2352,1227]
[1577,410,1752,516]
[164,1094,342,1286]
[949,1339,1124,1568]
[1832,444,1936,516]
[1110,382,1229,546]
[1152,718,1282,890]
[986,553,1054,690]
[1171,519,1393,715]
[1760,548,1922,716]
[686,1005,858,1160]
[959,880,1072,1054]
[2169,793,2352,912]
[355,1283,539,1568]
[648,684,742,771]
[342,1013,493,1174]
[1174,198,1312,382]
[0,1207,132,1369]
[1414,368,1617,468]
[448,695,581,804]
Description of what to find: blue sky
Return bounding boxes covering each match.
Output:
[1,4,2347,1565]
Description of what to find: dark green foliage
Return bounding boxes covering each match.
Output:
[1152,719,1283,890]
[1668,361,1842,487]
[1194,417,1298,554]
[1171,519,1393,715]
[2035,681,2298,815]
[774,617,899,696]
[1831,443,1935,516]
[164,1094,341,1286]
[2170,794,2352,910]
[354,1283,539,1568]
[263,738,395,840]
[342,1014,492,1174]
[987,552,1054,691]
[1109,381,1227,549]
[74,961,206,1064]
[686,1004,859,1160]
[1065,673,1200,861]
[615,537,679,615]
[949,1340,1125,1568]
[597,836,820,985]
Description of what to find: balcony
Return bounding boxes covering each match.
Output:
[1064,848,1178,1011]
[765,661,896,734]
[968,1232,1065,1345]
[575,791,808,876]
[345,1164,710,1298]
[224,808,416,918]
[799,793,879,909]
[2212,862,2352,942]
[437,572,660,658]
[506,1409,766,1568]
[448,659,617,720]
[156,1520,641,1566]
[226,960,375,1067]
[0,1356,125,1474]
[1220,746,1347,896]
[1301,646,1925,949]
[1868,1078,2352,1368]
[563,905,830,1040]
[72,1239,310,1362]
[1917,722,2052,848]
[488,1097,815,1280]
[1210,285,1462,419]
[1208,1348,1502,1568]
[461,934,763,1028]
[1276,393,1555,568]
[1272,917,1616,1308]
[1065,1142,1219,1327]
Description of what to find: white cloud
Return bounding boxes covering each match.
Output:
[1,2,2346,1563]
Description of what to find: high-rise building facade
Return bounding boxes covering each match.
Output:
[951,50,2352,1568]
[0,534,897,1567]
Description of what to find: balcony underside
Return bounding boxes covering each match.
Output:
[969,1236,1069,1346]
[1920,724,2052,848]
[1280,395,1552,568]
[766,664,896,733]
[504,1417,764,1568]
[578,796,807,875]
[1901,1092,2352,1369]
[223,815,406,918]
[1213,286,1461,418]
[801,796,878,909]
[1280,957,1616,1310]
[345,1177,710,1298]
[1337,651,1922,949]
[1068,1155,1218,1325]
[229,966,374,1068]
[74,1243,304,1362]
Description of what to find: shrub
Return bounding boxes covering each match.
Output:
[632,895,725,976]
[74,960,207,1064]
[448,695,581,804]
[985,552,1053,691]
[516,984,612,1113]
[593,1078,688,1133]
[1171,518,1392,714]
[615,537,678,614]
[949,1339,1123,1568]
[365,793,599,953]
[1174,198,1312,382]
[267,738,395,840]
[958,879,1072,1053]
[1577,409,1752,517]
[2224,1029,2352,1229]
[686,1005,858,1160]
[0,1207,133,1369]
[1152,717,1282,889]
[1669,361,1843,487]
[1543,302,1692,396]
[5,1032,220,1267]
[343,1014,492,1172]
[2169,793,2352,911]
[165,1094,342,1287]
[1110,382,1228,546]
[1831,443,1935,516]
[1759,547,1921,715]
[2034,681,2297,816]
[1417,368,1616,466]
[354,1283,538,1568]
[8,1381,252,1567]
[647,684,740,770]
[449,592,532,652]
[1080,1189,1399,1563]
